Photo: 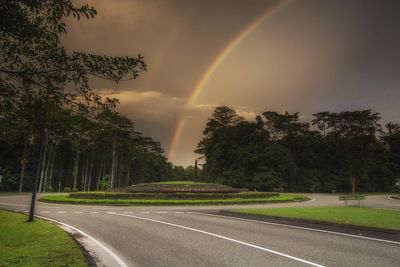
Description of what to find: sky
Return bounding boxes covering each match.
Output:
[63,0,400,166]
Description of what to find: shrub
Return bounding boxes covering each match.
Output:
[69,192,279,200]
[71,188,78,192]
[47,186,54,192]
[63,187,71,192]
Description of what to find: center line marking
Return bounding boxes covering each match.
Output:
[112,212,324,267]
[156,211,168,214]
[56,211,66,214]
[90,211,100,214]
[74,211,83,214]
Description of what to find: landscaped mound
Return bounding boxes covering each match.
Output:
[108,181,249,193]
[69,192,278,200]
[40,181,309,205]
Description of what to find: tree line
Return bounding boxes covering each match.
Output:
[0,0,189,192]
[196,106,400,193]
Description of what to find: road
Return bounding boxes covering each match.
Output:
[0,194,399,267]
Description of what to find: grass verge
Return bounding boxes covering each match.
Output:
[40,194,308,206]
[0,210,87,267]
[232,206,400,231]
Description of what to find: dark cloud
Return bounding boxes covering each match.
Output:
[64,0,400,166]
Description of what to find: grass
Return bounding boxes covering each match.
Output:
[233,206,400,231]
[40,194,308,206]
[0,210,87,267]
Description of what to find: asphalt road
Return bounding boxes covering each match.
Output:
[1,193,399,267]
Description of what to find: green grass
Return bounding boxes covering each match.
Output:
[40,194,308,206]
[0,210,87,267]
[233,206,400,231]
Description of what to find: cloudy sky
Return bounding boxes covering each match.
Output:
[63,0,400,166]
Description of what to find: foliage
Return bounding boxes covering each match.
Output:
[0,0,183,193]
[196,106,400,193]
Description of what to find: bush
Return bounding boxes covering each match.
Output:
[71,188,78,192]
[69,191,279,200]
[63,187,71,192]
[116,182,249,193]
[47,186,54,192]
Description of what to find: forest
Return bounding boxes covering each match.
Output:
[0,0,192,192]
[195,106,400,193]
[1,1,399,194]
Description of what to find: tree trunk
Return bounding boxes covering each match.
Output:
[87,159,93,191]
[97,159,103,191]
[81,153,87,191]
[19,133,29,192]
[29,119,45,222]
[73,150,80,190]
[111,133,116,188]
[43,145,53,192]
[48,149,55,191]
[38,131,48,193]
[351,174,356,194]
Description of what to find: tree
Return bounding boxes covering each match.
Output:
[312,110,381,193]
[0,0,146,221]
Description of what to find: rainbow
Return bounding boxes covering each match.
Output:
[168,0,291,162]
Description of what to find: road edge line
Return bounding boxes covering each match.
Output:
[34,214,128,267]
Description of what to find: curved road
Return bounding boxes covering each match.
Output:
[0,194,399,267]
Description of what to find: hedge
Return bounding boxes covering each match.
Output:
[69,192,279,200]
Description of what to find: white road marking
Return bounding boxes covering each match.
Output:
[0,202,30,207]
[174,211,185,214]
[91,211,100,214]
[40,211,50,213]
[156,211,168,214]
[112,213,324,267]
[106,211,116,214]
[0,202,66,209]
[140,211,150,214]
[189,212,400,245]
[35,214,128,267]
[74,211,84,214]
[56,211,66,214]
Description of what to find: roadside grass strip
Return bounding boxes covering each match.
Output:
[232,206,400,231]
[39,194,308,205]
[0,210,87,267]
